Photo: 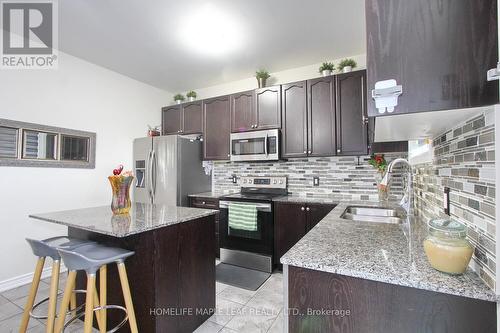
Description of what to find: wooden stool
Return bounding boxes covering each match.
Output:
[55,244,138,333]
[20,237,95,333]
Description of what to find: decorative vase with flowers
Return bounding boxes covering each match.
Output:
[368,154,389,201]
[108,164,134,215]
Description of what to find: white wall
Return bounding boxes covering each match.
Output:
[190,54,366,100]
[0,51,170,286]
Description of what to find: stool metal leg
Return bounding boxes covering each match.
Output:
[19,257,46,333]
[99,265,107,333]
[83,274,96,333]
[54,270,76,333]
[46,260,60,333]
[117,262,138,333]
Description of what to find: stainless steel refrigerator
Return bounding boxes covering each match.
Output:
[133,135,211,206]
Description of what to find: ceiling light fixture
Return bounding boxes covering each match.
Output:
[177,3,244,57]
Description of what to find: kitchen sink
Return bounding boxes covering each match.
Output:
[341,206,405,224]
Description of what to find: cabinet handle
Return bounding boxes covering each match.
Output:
[227,154,230,157]
[254,124,258,128]
[303,151,307,154]
[301,207,305,211]
[306,207,310,211]
[308,150,311,154]
[337,149,341,153]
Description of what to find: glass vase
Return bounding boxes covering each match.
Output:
[108,175,134,215]
[375,172,389,202]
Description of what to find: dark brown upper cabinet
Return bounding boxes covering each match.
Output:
[182,101,203,134]
[230,90,255,132]
[203,96,231,160]
[162,102,202,135]
[255,86,281,130]
[308,76,336,157]
[162,105,182,135]
[281,81,308,158]
[366,0,498,117]
[335,70,368,155]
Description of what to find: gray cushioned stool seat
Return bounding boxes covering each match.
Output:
[25,236,95,260]
[58,243,135,274]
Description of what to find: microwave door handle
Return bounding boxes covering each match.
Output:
[264,133,268,157]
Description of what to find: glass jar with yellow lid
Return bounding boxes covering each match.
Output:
[423,218,473,275]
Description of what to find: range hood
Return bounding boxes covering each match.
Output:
[373,106,493,142]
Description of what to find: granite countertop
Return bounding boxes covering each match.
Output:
[30,202,217,238]
[187,191,227,199]
[280,200,497,302]
[273,195,340,205]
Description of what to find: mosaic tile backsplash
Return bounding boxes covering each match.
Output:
[213,152,406,201]
[413,110,496,290]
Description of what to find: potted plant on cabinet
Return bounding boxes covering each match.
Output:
[368,154,388,201]
[186,91,197,102]
[318,62,335,76]
[255,69,271,88]
[337,58,357,73]
[174,94,185,104]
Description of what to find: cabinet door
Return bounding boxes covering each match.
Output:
[274,202,307,265]
[307,77,336,157]
[366,0,498,117]
[306,203,336,231]
[203,96,231,160]
[281,81,308,158]
[230,90,255,132]
[255,86,281,130]
[182,101,203,134]
[336,71,368,156]
[162,106,182,135]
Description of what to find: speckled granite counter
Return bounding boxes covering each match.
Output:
[281,200,497,302]
[273,195,340,205]
[30,202,217,237]
[188,191,227,199]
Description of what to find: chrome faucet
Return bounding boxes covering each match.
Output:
[380,158,413,215]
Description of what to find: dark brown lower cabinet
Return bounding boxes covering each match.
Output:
[288,266,496,333]
[189,196,220,257]
[275,202,335,267]
[69,215,215,333]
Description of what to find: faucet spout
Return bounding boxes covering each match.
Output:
[380,158,413,215]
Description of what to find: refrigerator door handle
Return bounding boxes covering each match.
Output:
[151,150,157,202]
[146,150,153,202]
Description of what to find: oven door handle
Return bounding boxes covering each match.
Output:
[264,133,268,157]
[219,201,272,212]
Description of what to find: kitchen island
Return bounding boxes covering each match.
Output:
[30,202,217,333]
[281,200,497,333]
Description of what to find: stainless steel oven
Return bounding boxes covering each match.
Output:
[230,129,280,162]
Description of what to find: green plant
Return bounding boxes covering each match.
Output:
[186,91,197,98]
[174,94,185,101]
[318,62,335,72]
[255,69,270,80]
[337,58,357,71]
[368,154,387,173]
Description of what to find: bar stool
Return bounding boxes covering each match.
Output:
[55,244,138,333]
[20,236,95,333]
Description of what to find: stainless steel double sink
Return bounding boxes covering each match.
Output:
[341,206,405,224]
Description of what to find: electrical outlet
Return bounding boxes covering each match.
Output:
[313,176,320,186]
[232,175,238,184]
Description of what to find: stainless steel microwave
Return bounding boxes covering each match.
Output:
[230,129,280,162]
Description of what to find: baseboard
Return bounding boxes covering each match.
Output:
[0,263,67,292]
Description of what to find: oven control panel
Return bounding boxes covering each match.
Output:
[240,176,287,189]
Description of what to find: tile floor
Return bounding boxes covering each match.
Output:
[0,267,284,333]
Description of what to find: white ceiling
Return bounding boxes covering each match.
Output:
[59,0,366,92]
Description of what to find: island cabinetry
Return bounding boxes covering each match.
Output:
[287,266,496,333]
[69,215,216,333]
